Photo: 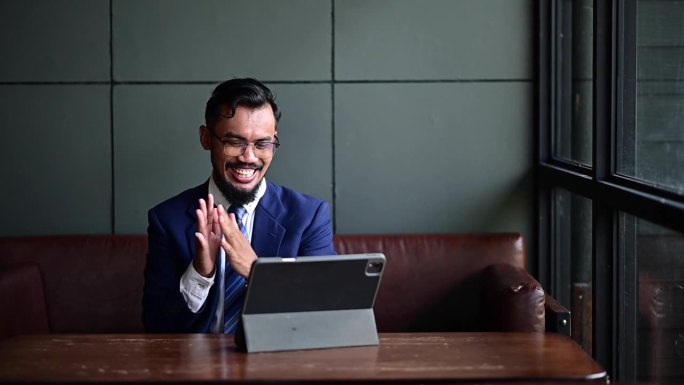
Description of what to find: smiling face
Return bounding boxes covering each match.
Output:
[200,104,278,205]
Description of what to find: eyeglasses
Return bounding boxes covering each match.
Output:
[209,129,280,157]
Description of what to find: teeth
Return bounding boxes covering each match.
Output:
[235,168,256,178]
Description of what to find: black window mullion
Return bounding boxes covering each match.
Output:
[592,0,617,375]
[597,178,684,233]
[592,205,617,378]
[538,164,594,199]
[593,0,615,183]
[557,0,574,161]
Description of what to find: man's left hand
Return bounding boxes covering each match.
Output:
[217,204,258,278]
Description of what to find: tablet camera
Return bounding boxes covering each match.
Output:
[366,261,384,275]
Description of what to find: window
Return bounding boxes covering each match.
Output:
[538,1,684,383]
[553,188,592,353]
[623,215,684,384]
[554,0,593,166]
[616,0,684,194]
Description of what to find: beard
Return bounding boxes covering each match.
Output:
[212,167,262,206]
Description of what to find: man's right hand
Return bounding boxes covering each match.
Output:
[193,193,222,277]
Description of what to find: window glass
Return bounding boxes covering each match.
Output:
[617,1,684,194]
[554,188,592,353]
[624,214,684,384]
[554,0,593,165]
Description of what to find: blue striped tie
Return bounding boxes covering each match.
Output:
[224,205,248,334]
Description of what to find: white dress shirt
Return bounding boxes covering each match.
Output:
[179,174,266,333]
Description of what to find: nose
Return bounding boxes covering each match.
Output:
[239,143,258,162]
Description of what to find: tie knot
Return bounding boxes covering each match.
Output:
[228,205,247,224]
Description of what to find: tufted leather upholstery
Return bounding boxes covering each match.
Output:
[0,233,551,336]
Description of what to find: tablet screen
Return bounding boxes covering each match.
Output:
[243,254,385,314]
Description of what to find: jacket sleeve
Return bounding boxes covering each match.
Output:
[142,208,218,332]
[298,200,337,256]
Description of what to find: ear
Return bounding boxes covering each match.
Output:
[199,125,211,150]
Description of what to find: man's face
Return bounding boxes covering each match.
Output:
[200,105,278,204]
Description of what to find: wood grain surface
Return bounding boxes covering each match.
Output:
[0,332,606,383]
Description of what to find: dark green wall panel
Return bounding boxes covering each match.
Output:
[0,0,109,81]
[113,0,331,81]
[113,84,212,234]
[336,0,533,80]
[263,84,333,205]
[334,82,533,242]
[0,85,111,235]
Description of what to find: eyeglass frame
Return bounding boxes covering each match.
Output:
[207,128,280,157]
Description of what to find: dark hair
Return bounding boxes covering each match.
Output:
[204,78,281,128]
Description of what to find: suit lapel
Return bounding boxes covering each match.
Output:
[252,182,286,257]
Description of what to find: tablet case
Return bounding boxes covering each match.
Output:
[239,253,385,353]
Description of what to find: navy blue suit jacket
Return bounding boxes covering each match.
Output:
[142,180,336,332]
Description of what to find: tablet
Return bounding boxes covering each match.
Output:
[239,253,386,353]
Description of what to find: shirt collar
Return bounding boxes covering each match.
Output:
[208,174,267,215]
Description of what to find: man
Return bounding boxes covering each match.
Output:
[143,78,336,333]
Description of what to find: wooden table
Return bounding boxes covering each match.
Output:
[0,332,606,383]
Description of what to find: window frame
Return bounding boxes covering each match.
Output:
[537,0,684,381]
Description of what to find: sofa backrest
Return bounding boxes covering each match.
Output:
[0,233,524,333]
[335,234,525,331]
[0,236,147,333]
[0,262,50,339]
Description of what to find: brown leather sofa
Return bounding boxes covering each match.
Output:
[0,262,49,338]
[0,233,568,339]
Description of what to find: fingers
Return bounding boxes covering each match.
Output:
[207,193,214,226]
[220,238,239,262]
[217,204,238,235]
[194,197,222,278]
[199,198,207,218]
[196,207,207,235]
[194,230,216,278]
[221,237,234,256]
[221,238,256,278]
[198,197,221,230]
[197,197,222,239]
[195,231,207,250]
[210,207,221,238]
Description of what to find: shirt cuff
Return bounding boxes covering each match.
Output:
[179,262,215,313]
